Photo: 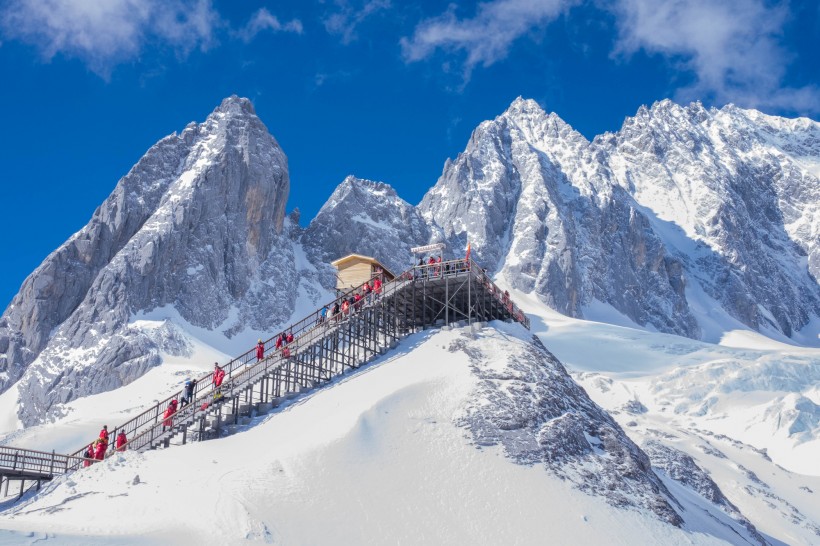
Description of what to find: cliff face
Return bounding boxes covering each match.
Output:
[302,176,430,285]
[419,98,698,337]
[600,100,820,337]
[2,96,300,424]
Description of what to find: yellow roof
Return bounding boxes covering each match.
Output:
[330,253,396,278]
[331,253,378,267]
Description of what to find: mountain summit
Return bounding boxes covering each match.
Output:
[1,95,818,425]
[0,96,300,424]
[421,97,819,341]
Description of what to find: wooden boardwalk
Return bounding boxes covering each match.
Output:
[0,258,529,497]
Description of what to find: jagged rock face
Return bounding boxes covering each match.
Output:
[453,327,683,526]
[642,440,766,545]
[419,98,698,336]
[2,96,299,425]
[302,176,430,285]
[600,100,820,336]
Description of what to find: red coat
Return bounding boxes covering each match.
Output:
[256,342,265,360]
[116,432,127,451]
[163,407,175,427]
[286,333,294,344]
[94,441,106,460]
[99,428,109,443]
[373,278,382,294]
[275,337,283,349]
[84,445,94,467]
[213,368,225,387]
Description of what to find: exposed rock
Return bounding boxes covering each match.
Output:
[643,440,766,545]
[302,176,430,286]
[3,96,300,424]
[454,327,683,526]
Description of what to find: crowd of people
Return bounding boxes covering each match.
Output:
[77,254,529,469]
[83,425,127,465]
[317,275,384,327]
[412,255,470,280]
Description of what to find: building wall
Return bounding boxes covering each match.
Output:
[336,260,373,291]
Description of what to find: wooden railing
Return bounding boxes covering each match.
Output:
[4,257,530,477]
[0,446,89,479]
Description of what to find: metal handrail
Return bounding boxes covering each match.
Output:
[65,257,528,460]
[0,446,89,477]
[1,256,530,481]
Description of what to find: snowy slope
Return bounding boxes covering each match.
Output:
[2,325,805,545]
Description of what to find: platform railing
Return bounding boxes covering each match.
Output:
[0,446,89,479]
[12,257,529,471]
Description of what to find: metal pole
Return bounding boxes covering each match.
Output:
[468,260,472,326]
[445,274,449,326]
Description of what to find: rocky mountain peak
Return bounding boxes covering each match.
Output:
[1,96,297,425]
[503,96,547,118]
[303,176,429,278]
[213,94,257,117]
[334,175,400,202]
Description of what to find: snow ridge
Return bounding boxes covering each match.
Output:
[454,328,682,526]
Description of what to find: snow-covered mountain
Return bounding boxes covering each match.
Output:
[0,96,818,544]
[5,324,807,545]
[2,94,818,426]
[302,175,430,283]
[601,100,820,339]
[0,96,325,425]
[420,97,820,342]
[419,98,699,337]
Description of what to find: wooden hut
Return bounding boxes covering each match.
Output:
[331,254,396,294]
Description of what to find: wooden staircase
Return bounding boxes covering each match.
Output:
[0,258,529,497]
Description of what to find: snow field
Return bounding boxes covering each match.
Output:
[0,328,747,545]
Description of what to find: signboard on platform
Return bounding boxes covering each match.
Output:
[410,243,446,254]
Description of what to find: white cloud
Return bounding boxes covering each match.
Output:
[323,0,391,45]
[400,0,579,79]
[0,0,220,77]
[610,0,820,113]
[401,0,819,113]
[238,8,303,43]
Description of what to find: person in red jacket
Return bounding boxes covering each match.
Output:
[256,339,265,361]
[83,444,94,467]
[115,431,127,451]
[99,425,109,444]
[428,256,437,277]
[163,401,176,429]
[285,332,294,344]
[275,334,283,350]
[93,439,106,461]
[212,363,225,400]
[372,277,382,298]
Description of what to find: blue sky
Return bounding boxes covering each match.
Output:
[0,0,818,307]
